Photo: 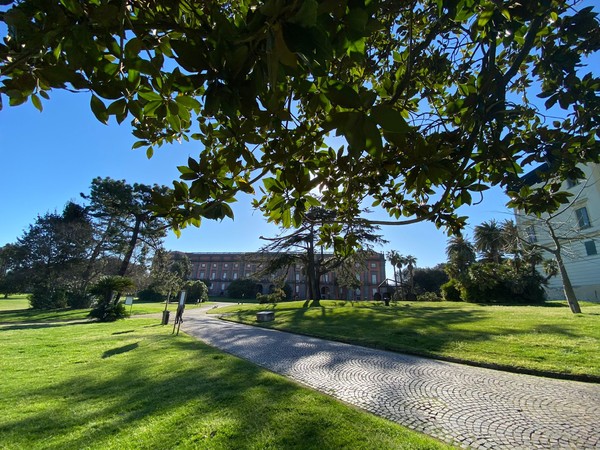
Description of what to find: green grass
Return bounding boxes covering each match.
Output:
[0,298,205,324]
[210,300,600,379]
[0,294,30,311]
[0,315,450,449]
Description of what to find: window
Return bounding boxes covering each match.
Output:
[201,263,206,268]
[295,285,300,293]
[576,207,591,229]
[295,273,300,281]
[211,272,216,280]
[213,263,217,268]
[525,225,537,243]
[199,272,205,279]
[323,274,329,283]
[233,272,238,280]
[371,273,377,284]
[585,241,597,256]
[224,263,229,268]
[234,263,239,268]
[223,273,228,280]
[370,262,377,268]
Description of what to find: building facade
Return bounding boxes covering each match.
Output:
[185,252,387,300]
[514,163,600,301]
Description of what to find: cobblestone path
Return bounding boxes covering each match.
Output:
[181,307,600,449]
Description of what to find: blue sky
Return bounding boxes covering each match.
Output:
[0,88,514,269]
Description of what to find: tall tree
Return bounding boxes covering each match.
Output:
[445,235,476,278]
[474,220,506,264]
[82,177,170,277]
[1,1,598,237]
[259,208,386,306]
[404,255,417,299]
[16,202,94,308]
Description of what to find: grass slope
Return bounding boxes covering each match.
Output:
[0,315,450,450]
[211,300,600,379]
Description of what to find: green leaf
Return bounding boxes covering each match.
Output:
[289,0,318,27]
[371,105,409,134]
[90,95,108,124]
[324,81,362,109]
[31,94,43,112]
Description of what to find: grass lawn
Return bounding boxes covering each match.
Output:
[0,315,449,450]
[210,300,600,380]
[0,297,205,324]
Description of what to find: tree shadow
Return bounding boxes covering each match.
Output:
[0,325,415,450]
[101,342,139,359]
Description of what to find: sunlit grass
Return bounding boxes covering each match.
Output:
[211,300,600,379]
[0,317,450,449]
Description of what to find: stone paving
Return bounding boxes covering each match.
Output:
[181,306,600,449]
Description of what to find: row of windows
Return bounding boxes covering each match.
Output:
[197,272,381,284]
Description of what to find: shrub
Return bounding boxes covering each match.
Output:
[440,279,462,302]
[416,292,442,302]
[137,288,165,302]
[257,288,286,304]
[89,276,135,322]
[67,292,93,309]
[29,286,68,309]
[227,279,259,299]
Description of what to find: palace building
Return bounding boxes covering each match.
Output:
[185,252,386,300]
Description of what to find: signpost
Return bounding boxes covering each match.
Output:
[172,290,186,335]
[124,295,134,314]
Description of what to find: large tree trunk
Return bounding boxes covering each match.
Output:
[118,215,142,277]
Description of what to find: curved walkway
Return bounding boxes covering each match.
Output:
[181,306,600,449]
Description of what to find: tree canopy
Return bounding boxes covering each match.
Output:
[1,0,599,234]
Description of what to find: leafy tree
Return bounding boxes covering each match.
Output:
[227,278,260,300]
[403,255,417,299]
[412,265,449,295]
[82,177,170,277]
[1,1,598,238]
[185,280,209,303]
[147,248,191,303]
[16,203,94,309]
[386,250,406,300]
[0,244,24,298]
[259,207,386,306]
[445,235,476,279]
[473,219,507,264]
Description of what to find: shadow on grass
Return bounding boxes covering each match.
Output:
[0,326,415,450]
[102,342,139,359]
[0,320,96,331]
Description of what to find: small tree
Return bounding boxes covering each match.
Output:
[185,280,209,303]
[227,279,259,300]
[89,276,135,321]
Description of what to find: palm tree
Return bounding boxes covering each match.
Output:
[387,250,405,300]
[404,254,417,299]
[473,219,506,263]
[445,235,475,277]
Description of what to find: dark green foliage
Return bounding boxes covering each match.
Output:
[88,301,129,322]
[67,292,93,309]
[416,292,442,302]
[89,276,135,321]
[29,286,67,310]
[137,288,165,303]
[459,263,546,305]
[257,288,286,304]
[440,279,462,302]
[227,279,259,300]
[413,265,448,295]
[184,280,209,303]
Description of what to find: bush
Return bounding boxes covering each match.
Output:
[67,292,93,309]
[137,288,165,303]
[89,276,135,322]
[227,279,259,299]
[416,292,442,302]
[459,262,546,304]
[257,288,286,304]
[29,286,68,309]
[440,279,462,302]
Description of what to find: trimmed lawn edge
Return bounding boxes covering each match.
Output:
[218,315,600,384]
